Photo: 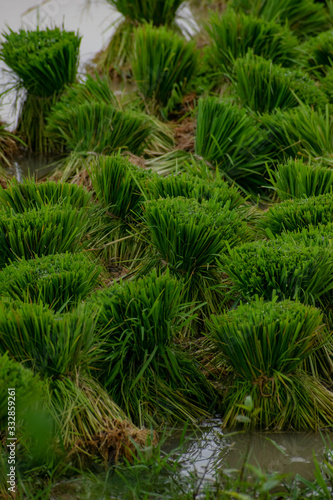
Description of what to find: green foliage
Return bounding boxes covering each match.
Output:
[91,270,213,425]
[0,28,81,97]
[0,302,97,379]
[205,10,301,74]
[143,196,249,312]
[208,298,333,429]
[303,30,333,76]
[106,0,184,26]
[222,238,333,303]
[233,53,327,112]
[258,192,333,235]
[0,177,93,212]
[260,104,333,163]
[0,352,44,431]
[146,172,244,209]
[46,101,152,154]
[268,158,333,200]
[132,25,198,109]
[56,73,117,107]
[231,0,331,39]
[0,253,101,311]
[0,204,90,268]
[0,124,20,168]
[195,97,267,192]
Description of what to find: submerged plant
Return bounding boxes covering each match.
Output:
[233,53,327,112]
[195,97,268,192]
[132,24,198,111]
[257,192,333,235]
[0,28,81,152]
[208,298,333,429]
[90,270,214,425]
[268,158,333,200]
[205,10,301,74]
[0,253,102,311]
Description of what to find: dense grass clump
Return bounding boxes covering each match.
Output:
[230,0,331,39]
[0,177,93,212]
[132,25,198,110]
[205,10,300,73]
[0,28,81,152]
[0,205,90,268]
[222,238,333,303]
[46,101,152,154]
[233,54,327,112]
[258,192,333,235]
[303,30,333,76]
[268,158,333,200]
[195,97,267,192]
[0,253,102,311]
[91,270,214,425]
[208,298,333,429]
[106,0,184,26]
[0,352,44,431]
[143,196,249,312]
[146,172,244,209]
[260,104,333,163]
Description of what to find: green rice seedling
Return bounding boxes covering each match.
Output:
[131,25,198,111]
[321,66,333,102]
[231,0,331,40]
[0,302,98,379]
[0,205,90,268]
[195,97,268,193]
[90,270,214,425]
[0,352,44,431]
[0,253,102,311]
[0,28,81,153]
[208,298,333,429]
[146,172,245,209]
[222,238,333,303]
[0,177,93,212]
[205,10,301,74]
[143,197,250,313]
[268,158,333,200]
[46,101,152,155]
[259,104,333,163]
[233,54,328,113]
[0,123,20,168]
[257,192,333,235]
[303,30,333,76]
[106,0,184,26]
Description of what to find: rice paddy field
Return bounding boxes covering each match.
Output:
[1,0,333,498]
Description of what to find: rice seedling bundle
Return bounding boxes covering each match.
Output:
[146,172,244,209]
[303,30,333,76]
[195,97,268,192]
[258,192,333,235]
[132,25,198,110]
[233,54,327,113]
[106,0,184,26]
[260,104,333,163]
[0,253,101,311]
[0,205,90,268]
[0,352,44,431]
[230,0,330,39]
[222,238,333,303]
[268,158,333,200]
[0,124,19,168]
[0,302,97,379]
[208,298,333,429]
[0,28,81,153]
[90,270,213,425]
[46,101,152,154]
[205,10,300,73]
[0,177,93,212]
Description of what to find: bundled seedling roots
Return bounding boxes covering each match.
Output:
[70,420,157,467]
